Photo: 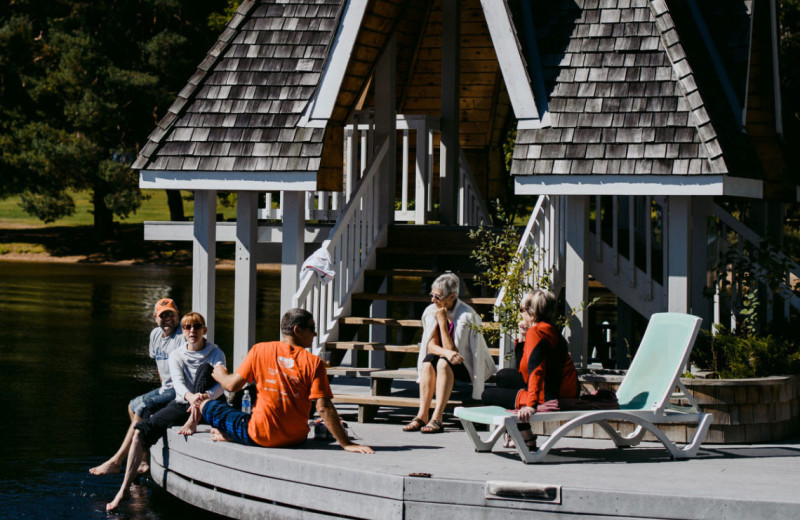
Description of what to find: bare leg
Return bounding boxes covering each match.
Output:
[415,362,436,422]
[430,359,454,423]
[178,406,201,436]
[209,428,233,443]
[106,430,146,512]
[90,406,141,476]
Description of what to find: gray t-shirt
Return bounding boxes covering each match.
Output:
[168,341,226,404]
[149,327,187,393]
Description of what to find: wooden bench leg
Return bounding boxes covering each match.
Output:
[371,378,393,396]
[358,404,378,423]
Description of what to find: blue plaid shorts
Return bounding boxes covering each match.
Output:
[201,400,260,446]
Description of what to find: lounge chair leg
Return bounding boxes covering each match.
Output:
[459,419,505,452]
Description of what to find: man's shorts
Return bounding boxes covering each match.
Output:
[201,400,260,446]
[129,387,176,419]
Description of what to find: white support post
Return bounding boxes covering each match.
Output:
[193,190,217,342]
[280,191,306,317]
[415,119,429,224]
[439,0,460,225]
[375,32,397,228]
[233,191,257,367]
[667,196,692,313]
[691,197,711,327]
[565,195,589,367]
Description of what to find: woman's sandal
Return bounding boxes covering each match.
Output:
[403,417,426,432]
[420,419,444,434]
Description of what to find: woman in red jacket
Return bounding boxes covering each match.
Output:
[482,289,578,449]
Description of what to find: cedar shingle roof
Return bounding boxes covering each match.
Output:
[511,0,729,177]
[132,0,344,173]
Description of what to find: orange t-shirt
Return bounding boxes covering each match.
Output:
[236,341,332,447]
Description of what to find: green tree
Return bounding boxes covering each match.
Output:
[0,0,230,235]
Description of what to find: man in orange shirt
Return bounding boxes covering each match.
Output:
[199,308,373,454]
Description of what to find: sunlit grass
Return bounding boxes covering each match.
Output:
[0,190,237,227]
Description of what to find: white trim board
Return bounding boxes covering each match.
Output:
[139,171,317,191]
[143,221,329,243]
[299,0,369,127]
[480,0,540,122]
[515,175,763,198]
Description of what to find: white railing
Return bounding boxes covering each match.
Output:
[495,194,566,367]
[260,112,488,228]
[711,202,800,331]
[587,195,666,316]
[259,191,344,222]
[291,137,391,351]
[458,148,492,226]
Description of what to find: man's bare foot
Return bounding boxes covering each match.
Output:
[178,421,197,436]
[106,488,129,512]
[89,460,122,476]
[137,461,150,475]
[209,428,232,442]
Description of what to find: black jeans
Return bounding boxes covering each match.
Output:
[481,368,525,409]
[134,363,217,448]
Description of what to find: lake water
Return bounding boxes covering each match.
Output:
[0,261,281,519]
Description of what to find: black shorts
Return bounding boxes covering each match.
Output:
[422,353,471,383]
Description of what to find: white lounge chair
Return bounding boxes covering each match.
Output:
[454,312,713,463]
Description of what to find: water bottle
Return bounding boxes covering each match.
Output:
[241,389,251,414]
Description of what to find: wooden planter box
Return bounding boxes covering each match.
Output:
[528,374,800,444]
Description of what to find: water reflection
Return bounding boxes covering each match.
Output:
[0,261,280,519]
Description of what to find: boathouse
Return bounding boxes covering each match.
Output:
[129,0,799,516]
[133,0,794,380]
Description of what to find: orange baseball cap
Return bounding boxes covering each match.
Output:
[154,298,179,317]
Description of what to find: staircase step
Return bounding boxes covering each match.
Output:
[369,369,418,380]
[352,293,495,305]
[378,246,474,256]
[365,269,479,280]
[339,317,422,327]
[326,367,383,378]
[332,394,462,409]
[325,342,419,352]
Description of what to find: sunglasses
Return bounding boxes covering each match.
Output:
[159,312,176,319]
[182,323,205,331]
[305,324,316,334]
[430,293,449,301]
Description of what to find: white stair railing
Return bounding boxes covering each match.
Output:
[495,194,566,368]
[587,195,666,318]
[292,137,391,351]
[458,148,492,227]
[711,202,800,330]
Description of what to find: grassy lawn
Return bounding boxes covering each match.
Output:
[0,190,239,264]
[0,190,237,227]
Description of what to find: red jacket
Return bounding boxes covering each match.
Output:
[516,321,579,408]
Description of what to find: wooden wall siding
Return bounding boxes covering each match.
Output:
[511,0,728,178]
[745,0,787,197]
[133,0,344,175]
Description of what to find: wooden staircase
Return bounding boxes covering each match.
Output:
[324,225,497,422]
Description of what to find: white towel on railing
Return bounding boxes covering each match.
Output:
[301,245,335,284]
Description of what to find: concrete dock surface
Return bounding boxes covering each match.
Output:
[150,379,800,520]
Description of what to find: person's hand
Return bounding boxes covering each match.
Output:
[517,406,536,422]
[446,350,463,365]
[518,318,529,342]
[212,364,229,382]
[186,392,208,408]
[435,306,448,323]
[343,443,374,454]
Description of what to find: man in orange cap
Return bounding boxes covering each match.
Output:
[89,298,187,476]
